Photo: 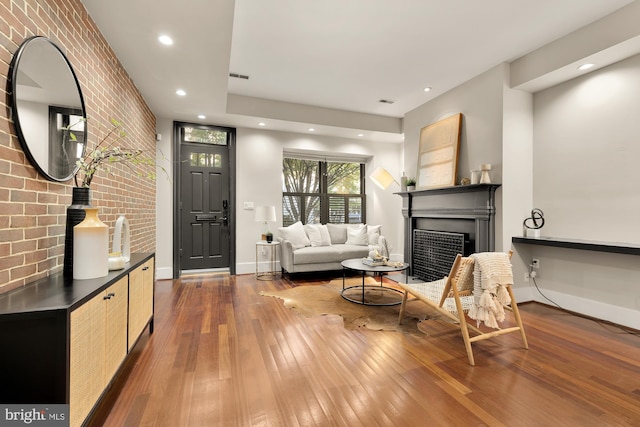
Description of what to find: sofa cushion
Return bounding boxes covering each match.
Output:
[278,221,310,250]
[326,223,347,244]
[293,244,369,264]
[306,224,331,247]
[336,244,371,258]
[346,224,368,245]
[367,225,381,245]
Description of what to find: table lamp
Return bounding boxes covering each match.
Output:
[255,205,277,241]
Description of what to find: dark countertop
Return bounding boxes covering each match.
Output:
[0,252,154,315]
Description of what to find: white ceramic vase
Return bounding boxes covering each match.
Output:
[73,207,109,280]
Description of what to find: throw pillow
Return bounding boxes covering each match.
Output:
[367,225,381,245]
[306,224,332,247]
[278,221,310,250]
[345,224,368,246]
[326,223,347,244]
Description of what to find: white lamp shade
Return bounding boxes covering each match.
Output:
[370,166,396,190]
[255,205,277,222]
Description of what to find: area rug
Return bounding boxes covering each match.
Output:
[260,277,442,336]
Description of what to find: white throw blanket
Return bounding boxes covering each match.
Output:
[468,252,513,329]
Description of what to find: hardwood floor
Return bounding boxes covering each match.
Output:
[91,273,640,426]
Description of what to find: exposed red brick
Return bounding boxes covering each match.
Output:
[0,254,24,270]
[12,239,36,253]
[10,215,36,228]
[10,189,36,202]
[0,0,156,294]
[11,264,37,280]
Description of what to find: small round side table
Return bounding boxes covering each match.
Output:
[256,241,280,280]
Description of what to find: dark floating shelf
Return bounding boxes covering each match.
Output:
[512,236,640,256]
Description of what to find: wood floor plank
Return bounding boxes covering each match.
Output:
[90,273,640,427]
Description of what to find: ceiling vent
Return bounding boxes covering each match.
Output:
[378,99,395,104]
[229,73,250,80]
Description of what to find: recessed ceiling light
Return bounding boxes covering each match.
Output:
[176,89,186,96]
[308,128,315,132]
[198,114,206,119]
[423,87,432,92]
[258,122,266,126]
[357,133,364,137]
[158,35,173,46]
[578,63,594,71]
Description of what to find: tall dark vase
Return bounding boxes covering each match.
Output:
[63,187,92,278]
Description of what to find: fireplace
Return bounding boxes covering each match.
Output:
[398,184,500,277]
[413,230,466,282]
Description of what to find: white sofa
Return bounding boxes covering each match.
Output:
[278,222,386,274]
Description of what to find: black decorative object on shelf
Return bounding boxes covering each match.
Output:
[63,187,91,278]
[523,208,545,237]
[523,208,545,230]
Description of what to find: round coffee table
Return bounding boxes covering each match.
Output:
[340,258,409,306]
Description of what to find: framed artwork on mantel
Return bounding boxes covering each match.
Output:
[416,113,463,190]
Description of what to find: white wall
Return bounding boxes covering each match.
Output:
[155,118,174,279]
[403,64,507,189]
[235,128,403,274]
[403,64,512,261]
[154,123,403,278]
[18,100,49,167]
[534,54,640,243]
[502,77,535,297]
[403,63,539,294]
[528,53,640,328]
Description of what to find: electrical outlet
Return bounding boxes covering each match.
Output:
[531,258,540,269]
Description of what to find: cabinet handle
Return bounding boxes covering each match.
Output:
[142,266,149,271]
[103,292,115,300]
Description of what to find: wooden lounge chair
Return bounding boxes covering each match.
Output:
[397,252,528,365]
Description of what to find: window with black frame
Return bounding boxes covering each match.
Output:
[282,158,365,226]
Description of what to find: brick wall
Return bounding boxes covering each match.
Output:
[0,0,157,293]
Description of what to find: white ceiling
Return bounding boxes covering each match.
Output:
[80,0,636,142]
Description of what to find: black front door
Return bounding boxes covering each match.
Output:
[179,134,231,271]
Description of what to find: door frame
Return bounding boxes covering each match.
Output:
[172,121,236,278]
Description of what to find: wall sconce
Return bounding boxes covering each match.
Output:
[369,166,398,190]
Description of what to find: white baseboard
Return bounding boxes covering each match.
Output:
[157,263,283,278]
[156,267,173,280]
[516,285,639,330]
[236,261,281,276]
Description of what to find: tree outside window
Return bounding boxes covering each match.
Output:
[282,158,365,226]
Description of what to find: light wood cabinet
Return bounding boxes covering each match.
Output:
[0,253,155,427]
[70,277,128,427]
[128,258,154,350]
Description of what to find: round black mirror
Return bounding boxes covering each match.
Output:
[9,36,87,182]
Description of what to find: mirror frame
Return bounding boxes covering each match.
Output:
[9,36,87,182]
